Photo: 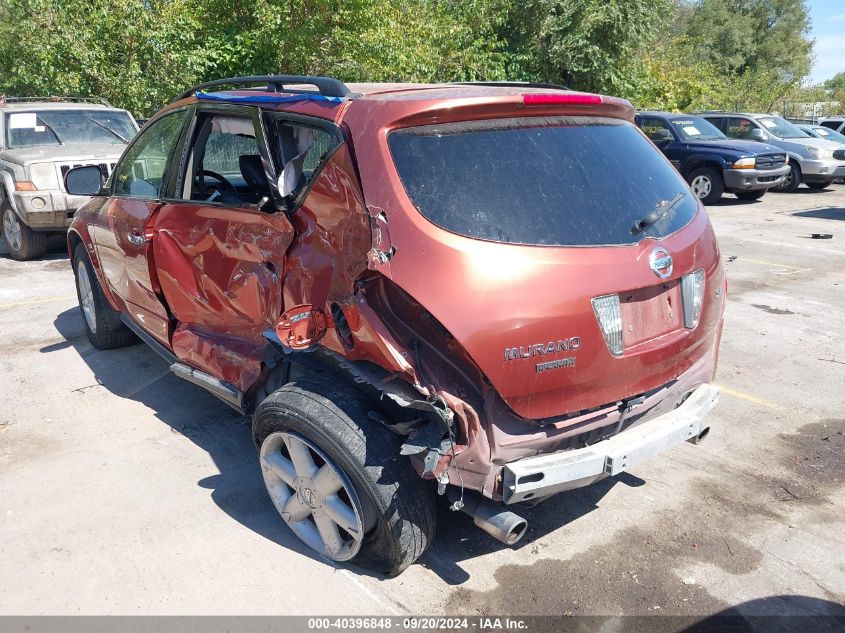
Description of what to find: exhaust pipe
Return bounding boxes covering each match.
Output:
[687,426,711,445]
[447,489,528,545]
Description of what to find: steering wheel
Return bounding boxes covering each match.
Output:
[195,169,238,197]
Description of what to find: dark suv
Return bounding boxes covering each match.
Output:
[64,76,724,575]
[636,112,788,203]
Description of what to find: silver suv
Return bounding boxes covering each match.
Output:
[699,111,845,192]
[0,97,138,259]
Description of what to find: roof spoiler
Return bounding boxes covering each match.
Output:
[172,75,352,103]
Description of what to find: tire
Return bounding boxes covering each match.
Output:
[1,203,46,260]
[775,163,801,192]
[735,189,767,201]
[687,167,724,204]
[72,243,136,349]
[806,181,832,190]
[253,377,437,576]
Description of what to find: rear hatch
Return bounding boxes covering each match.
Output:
[384,112,725,420]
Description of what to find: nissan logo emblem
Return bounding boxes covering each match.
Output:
[649,247,673,279]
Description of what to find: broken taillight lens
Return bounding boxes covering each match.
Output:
[681,269,705,328]
[592,294,623,357]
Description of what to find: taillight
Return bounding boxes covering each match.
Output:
[523,93,602,105]
[591,294,623,357]
[681,269,706,328]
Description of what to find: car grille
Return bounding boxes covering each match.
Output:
[834,149,845,161]
[56,161,117,190]
[756,154,786,170]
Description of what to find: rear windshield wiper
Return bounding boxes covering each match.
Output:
[89,118,129,144]
[631,191,687,235]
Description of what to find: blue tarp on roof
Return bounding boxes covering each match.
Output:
[195,91,345,105]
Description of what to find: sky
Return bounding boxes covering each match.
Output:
[807,0,845,83]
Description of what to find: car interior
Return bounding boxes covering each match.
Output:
[182,114,330,210]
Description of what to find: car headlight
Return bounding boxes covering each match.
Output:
[731,157,756,169]
[807,146,834,159]
[28,163,59,190]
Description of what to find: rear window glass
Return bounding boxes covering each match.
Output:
[388,117,698,247]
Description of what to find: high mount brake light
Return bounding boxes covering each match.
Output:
[522,93,603,105]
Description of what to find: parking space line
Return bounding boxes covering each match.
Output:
[0,295,76,309]
[717,384,786,412]
[736,257,804,270]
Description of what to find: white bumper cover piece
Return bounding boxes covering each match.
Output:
[502,383,720,504]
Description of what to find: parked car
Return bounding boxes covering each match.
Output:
[818,116,845,134]
[0,97,138,259]
[65,76,725,575]
[636,111,789,203]
[798,124,845,183]
[797,123,845,146]
[698,111,845,192]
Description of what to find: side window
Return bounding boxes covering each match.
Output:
[820,121,841,131]
[274,120,341,199]
[724,117,756,140]
[179,113,270,207]
[639,117,673,142]
[113,111,184,199]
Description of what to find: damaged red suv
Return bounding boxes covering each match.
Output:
[65,76,724,575]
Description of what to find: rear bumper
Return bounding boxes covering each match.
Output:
[723,166,788,191]
[501,383,719,504]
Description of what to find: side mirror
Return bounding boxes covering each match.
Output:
[64,165,104,196]
[654,129,673,143]
[750,128,767,142]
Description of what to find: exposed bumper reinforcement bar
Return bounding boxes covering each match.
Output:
[501,383,719,504]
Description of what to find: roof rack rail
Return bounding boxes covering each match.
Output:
[0,95,112,107]
[172,75,352,103]
[453,81,570,91]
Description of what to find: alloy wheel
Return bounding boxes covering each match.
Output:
[260,431,365,561]
[2,208,22,253]
[76,263,97,333]
[690,175,712,199]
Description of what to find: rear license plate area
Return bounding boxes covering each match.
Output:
[619,280,682,347]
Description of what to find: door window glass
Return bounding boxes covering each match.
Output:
[638,117,674,142]
[113,111,184,199]
[724,117,757,140]
[274,121,340,198]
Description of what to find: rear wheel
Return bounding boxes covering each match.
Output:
[687,167,724,204]
[2,204,46,260]
[806,181,832,190]
[775,163,801,192]
[253,377,437,575]
[735,189,767,201]
[72,244,136,349]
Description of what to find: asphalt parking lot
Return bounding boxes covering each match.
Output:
[1,187,843,620]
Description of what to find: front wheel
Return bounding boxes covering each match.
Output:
[687,167,724,204]
[775,163,801,192]
[735,189,767,201]
[806,181,833,190]
[2,204,46,260]
[253,378,437,575]
[72,244,136,349]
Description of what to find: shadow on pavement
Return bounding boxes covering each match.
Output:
[51,306,667,584]
[792,207,845,221]
[50,306,330,569]
[681,595,845,633]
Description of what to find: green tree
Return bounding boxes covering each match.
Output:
[496,0,673,94]
[683,0,812,105]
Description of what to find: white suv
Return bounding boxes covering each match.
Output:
[0,97,138,259]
